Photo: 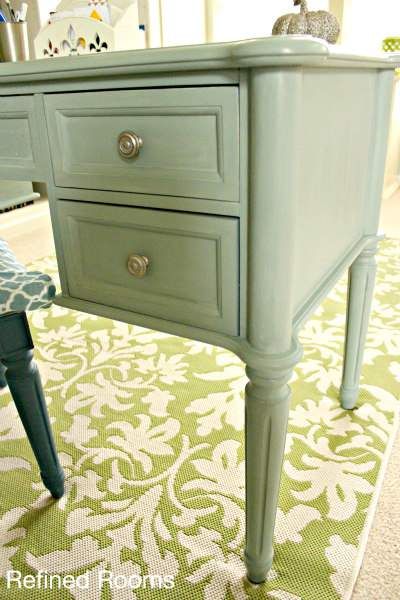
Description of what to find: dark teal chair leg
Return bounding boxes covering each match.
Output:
[0,312,64,499]
[0,361,6,389]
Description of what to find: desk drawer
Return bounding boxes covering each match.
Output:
[0,96,44,180]
[45,87,239,202]
[56,200,239,335]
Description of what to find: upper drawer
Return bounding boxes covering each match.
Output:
[45,87,239,202]
[56,199,239,335]
[0,96,45,180]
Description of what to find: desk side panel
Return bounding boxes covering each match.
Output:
[292,68,393,311]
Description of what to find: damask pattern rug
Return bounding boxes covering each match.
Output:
[0,240,399,600]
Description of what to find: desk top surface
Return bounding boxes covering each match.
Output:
[0,36,399,84]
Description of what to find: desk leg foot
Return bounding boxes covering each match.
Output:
[244,361,295,584]
[340,242,378,410]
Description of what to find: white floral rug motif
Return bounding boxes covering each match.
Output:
[0,240,398,599]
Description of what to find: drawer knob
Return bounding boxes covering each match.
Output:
[118,131,143,159]
[127,254,150,278]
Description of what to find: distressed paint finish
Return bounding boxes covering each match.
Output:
[0,36,398,583]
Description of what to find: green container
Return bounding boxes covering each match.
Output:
[383,37,400,52]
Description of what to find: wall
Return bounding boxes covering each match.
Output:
[158,0,330,46]
[340,0,400,53]
[384,77,400,200]
[336,0,400,197]
[27,0,400,50]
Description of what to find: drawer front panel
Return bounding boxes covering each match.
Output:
[56,200,239,335]
[45,87,239,202]
[0,96,43,179]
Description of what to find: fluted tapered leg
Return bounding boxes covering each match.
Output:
[244,360,296,584]
[340,241,378,410]
[0,312,65,498]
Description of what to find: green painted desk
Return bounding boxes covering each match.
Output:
[0,181,39,211]
[0,36,398,583]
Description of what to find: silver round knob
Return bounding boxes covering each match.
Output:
[127,254,149,278]
[118,131,143,159]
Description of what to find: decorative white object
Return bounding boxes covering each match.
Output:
[34,0,147,59]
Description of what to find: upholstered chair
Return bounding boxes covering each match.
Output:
[0,239,64,498]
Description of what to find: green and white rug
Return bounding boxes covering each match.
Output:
[0,240,399,600]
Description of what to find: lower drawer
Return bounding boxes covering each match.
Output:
[56,200,239,335]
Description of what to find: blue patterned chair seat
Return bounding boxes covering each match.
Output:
[0,239,56,314]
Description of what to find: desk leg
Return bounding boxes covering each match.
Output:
[340,241,378,409]
[3,347,65,498]
[244,362,294,584]
[1,313,65,499]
